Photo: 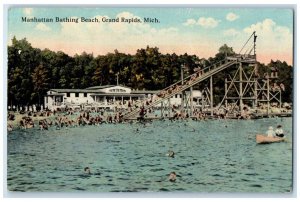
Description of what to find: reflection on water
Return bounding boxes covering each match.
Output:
[7,117,292,192]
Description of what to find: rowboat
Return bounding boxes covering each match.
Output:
[256,134,285,144]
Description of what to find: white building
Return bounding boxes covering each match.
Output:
[44,85,202,110]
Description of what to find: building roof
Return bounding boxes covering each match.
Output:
[50,85,130,93]
[90,93,144,97]
[50,89,99,93]
[85,85,115,90]
[131,90,160,94]
[46,93,65,96]
[49,85,159,94]
[85,84,131,90]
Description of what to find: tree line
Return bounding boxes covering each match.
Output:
[7,37,293,107]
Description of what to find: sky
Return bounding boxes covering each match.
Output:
[7,7,294,65]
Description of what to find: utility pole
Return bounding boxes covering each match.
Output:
[210,76,213,116]
[181,64,184,113]
[267,76,270,117]
[239,62,243,112]
[253,31,257,58]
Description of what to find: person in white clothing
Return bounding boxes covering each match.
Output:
[266,126,275,137]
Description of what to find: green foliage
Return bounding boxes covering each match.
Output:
[7,37,293,106]
[256,60,293,102]
[31,64,50,104]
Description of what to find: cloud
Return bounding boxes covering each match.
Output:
[57,12,180,53]
[23,8,33,16]
[197,17,220,28]
[18,12,292,65]
[35,23,51,31]
[184,17,220,28]
[223,28,240,37]
[27,11,221,60]
[243,18,292,43]
[183,19,197,26]
[242,18,292,63]
[226,12,239,21]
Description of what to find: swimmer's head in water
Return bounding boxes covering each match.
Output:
[169,172,176,182]
[84,167,91,174]
[168,150,175,158]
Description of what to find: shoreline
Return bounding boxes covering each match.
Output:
[6,108,292,132]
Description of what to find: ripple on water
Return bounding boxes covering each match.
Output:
[73,187,86,191]
[249,184,263,188]
[150,168,165,172]
[7,118,292,192]
[159,188,170,192]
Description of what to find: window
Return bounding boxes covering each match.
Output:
[75,93,79,97]
[84,93,87,97]
[67,92,70,97]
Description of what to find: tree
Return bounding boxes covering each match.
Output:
[7,37,293,107]
[268,60,293,102]
[7,37,40,106]
[31,64,50,105]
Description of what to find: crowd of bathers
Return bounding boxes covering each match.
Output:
[6,105,249,131]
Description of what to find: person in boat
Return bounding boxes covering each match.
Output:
[266,126,275,138]
[169,172,177,182]
[275,125,284,137]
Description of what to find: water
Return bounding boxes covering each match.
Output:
[7,117,293,193]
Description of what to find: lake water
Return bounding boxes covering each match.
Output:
[7,117,293,193]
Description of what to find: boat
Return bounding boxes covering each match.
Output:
[256,134,285,144]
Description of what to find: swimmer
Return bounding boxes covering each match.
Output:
[84,167,91,174]
[189,128,196,132]
[166,150,175,158]
[169,172,176,182]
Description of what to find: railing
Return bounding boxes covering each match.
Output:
[227,54,256,62]
[122,59,239,119]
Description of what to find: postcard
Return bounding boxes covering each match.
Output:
[5,6,294,194]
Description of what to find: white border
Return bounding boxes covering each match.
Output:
[1,0,299,201]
